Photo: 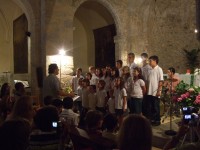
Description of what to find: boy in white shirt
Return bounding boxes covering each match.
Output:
[88,85,97,110]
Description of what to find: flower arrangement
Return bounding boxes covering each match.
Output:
[174,81,200,107]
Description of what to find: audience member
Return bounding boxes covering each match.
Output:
[118,114,152,150]
[0,119,31,150]
[6,96,34,124]
[102,113,118,142]
[60,97,79,127]
[43,95,53,106]
[13,82,26,101]
[51,98,63,114]
[85,110,103,137]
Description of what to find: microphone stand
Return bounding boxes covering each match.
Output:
[165,76,177,136]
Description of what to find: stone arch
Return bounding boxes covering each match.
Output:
[73,0,122,36]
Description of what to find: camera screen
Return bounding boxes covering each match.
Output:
[52,122,58,128]
[184,115,191,120]
[183,107,187,111]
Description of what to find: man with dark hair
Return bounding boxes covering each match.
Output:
[146,55,163,126]
[43,63,74,99]
[116,60,123,77]
[14,82,26,101]
[60,97,79,127]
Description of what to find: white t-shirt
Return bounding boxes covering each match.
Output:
[90,73,98,85]
[107,97,115,114]
[88,93,97,110]
[141,64,152,83]
[130,79,145,98]
[129,62,138,76]
[96,89,107,107]
[71,75,84,93]
[114,88,127,109]
[147,65,163,96]
[60,109,79,127]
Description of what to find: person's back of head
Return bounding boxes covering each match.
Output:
[52,98,63,109]
[0,82,10,98]
[103,114,118,132]
[119,114,152,150]
[11,96,33,122]
[43,95,53,106]
[0,119,31,150]
[85,110,103,132]
[63,97,73,109]
[15,82,25,92]
[34,106,59,132]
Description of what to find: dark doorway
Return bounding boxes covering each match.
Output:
[93,24,116,67]
[13,13,28,73]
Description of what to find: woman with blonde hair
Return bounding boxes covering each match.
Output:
[118,114,152,150]
[6,96,34,123]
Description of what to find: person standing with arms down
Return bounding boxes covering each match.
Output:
[146,56,163,126]
[43,63,74,100]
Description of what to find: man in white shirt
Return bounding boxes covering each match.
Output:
[71,68,84,94]
[147,55,163,126]
[89,66,98,85]
[127,52,138,76]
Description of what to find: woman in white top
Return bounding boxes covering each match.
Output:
[128,67,146,115]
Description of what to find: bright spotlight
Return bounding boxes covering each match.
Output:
[59,49,66,55]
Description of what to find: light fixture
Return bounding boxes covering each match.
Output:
[194,29,198,33]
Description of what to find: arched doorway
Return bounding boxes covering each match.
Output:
[73,1,117,71]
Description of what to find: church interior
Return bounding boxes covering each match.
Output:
[0,0,200,150]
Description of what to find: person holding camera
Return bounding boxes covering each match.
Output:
[164,110,200,150]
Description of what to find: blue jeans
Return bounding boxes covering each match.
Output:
[146,95,160,122]
[129,97,143,114]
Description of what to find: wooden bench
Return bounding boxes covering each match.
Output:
[69,127,117,150]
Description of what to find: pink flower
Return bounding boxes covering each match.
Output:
[181,94,187,99]
[177,97,183,102]
[185,92,190,98]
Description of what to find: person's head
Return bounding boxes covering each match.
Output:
[43,95,53,106]
[0,82,10,98]
[149,55,159,67]
[167,67,175,78]
[0,119,31,150]
[141,53,148,60]
[76,67,82,76]
[128,52,135,63]
[85,110,103,131]
[82,79,90,88]
[34,106,59,132]
[114,77,124,89]
[48,63,59,75]
[11,96,34,123]
[122,66,130,75]
[15,82,25,93]
[86,72,92,80]
[63,97,73,109]
[97,80,106,90]
[78,78,83,86]
[51,98,63,114]
[89,85,96,93]
[103,114,118,132]
[116,60,123,69]
[111,67,119,78]
[119,115,152,150]
[133,67,143,79]
[95,68,103,78]
[89,66,95,74]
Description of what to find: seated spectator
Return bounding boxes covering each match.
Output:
[0,119,31,150]
[13,82,26,101]
[118,114,152,150]
[6,96,34,124]
[60,96,79,127]
[43,95,53,106]
[30,106,60,150]
[0,83,14,122]
[85,110,103,137]
[102,113,118,142]
[52,98,63,114]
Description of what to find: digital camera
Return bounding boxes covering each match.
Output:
[182,107,199,125]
